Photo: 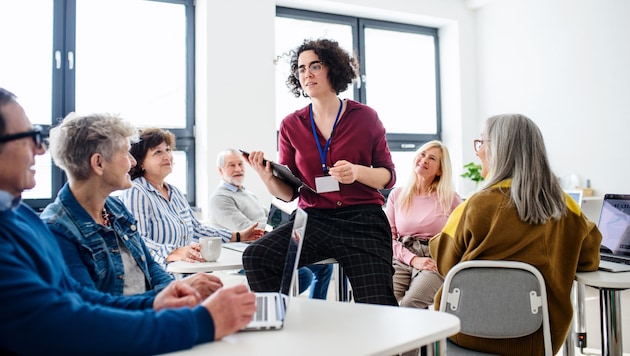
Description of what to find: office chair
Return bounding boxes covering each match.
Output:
[439,260,553,356]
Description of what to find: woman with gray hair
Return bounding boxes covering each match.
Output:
[40,113,222,298]
[430,113,601,355]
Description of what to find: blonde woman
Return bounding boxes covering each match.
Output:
[385,140,461,308]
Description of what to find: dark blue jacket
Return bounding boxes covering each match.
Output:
[41,183,172,296]
[0,202,214,355]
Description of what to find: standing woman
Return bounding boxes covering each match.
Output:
[120,128,263,268]
[386,140,461,308]
[243,38,398,305]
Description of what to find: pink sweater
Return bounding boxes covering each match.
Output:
[385,187,461,265]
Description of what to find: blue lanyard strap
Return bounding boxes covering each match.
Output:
[310,98,343,174]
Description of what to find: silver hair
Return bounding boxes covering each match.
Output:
[48,112,137,181]
[216,148,241,168]
[480,113,566,224]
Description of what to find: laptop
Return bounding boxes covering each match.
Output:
[267,201,292,229]
[596,194,630,272]
[223,202,294,253]
[242,207,307,330]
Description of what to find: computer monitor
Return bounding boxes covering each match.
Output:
[564,189,584,207]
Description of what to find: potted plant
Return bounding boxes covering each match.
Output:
[461,162,484,190]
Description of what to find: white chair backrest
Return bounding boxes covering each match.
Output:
[439,260,553,356]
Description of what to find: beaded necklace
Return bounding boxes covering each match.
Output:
[102,207,111,227]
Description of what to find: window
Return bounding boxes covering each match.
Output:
[0,0,196,209]
[275,8,441,186]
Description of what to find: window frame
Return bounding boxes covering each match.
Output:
[22,0,197,211]
[276,6,442,153]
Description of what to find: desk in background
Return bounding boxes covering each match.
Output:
[575,270,630,356]
[166,246,244,274]
[160,298,460,356]
[167,246,350,302]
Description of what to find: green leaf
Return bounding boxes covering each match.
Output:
[461,162,484,183]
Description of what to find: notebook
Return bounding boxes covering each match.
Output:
[242,207,307,330]
[239,150,316,193]
[596,194,630,273]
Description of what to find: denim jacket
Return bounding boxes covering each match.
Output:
[40,183,173,296]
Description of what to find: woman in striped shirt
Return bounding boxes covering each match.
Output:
[120,128,263,268]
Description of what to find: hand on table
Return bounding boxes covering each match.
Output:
[182,272,224,299]
[153,280,202,310]
[169,244,206,263]
[239,223,265,242]
[203,285,256,340]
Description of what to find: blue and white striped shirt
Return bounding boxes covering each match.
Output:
[119,177,231,267]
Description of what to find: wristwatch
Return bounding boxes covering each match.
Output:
[236,232,241,242]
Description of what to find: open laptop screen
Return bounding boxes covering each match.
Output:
[267,203,292,229]
[279,208,307,296]
[598,194,630,257]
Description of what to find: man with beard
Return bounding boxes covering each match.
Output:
[210,148,269,231]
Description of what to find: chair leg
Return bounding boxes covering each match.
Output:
[574,282,587,352]
[335,264,351,302]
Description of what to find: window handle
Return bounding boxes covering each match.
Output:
[356,74,366,89]
[55,50,61,69]
[67,51,74,70]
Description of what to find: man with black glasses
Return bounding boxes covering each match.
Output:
[0,87,256,355]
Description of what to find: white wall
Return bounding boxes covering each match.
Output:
[195,0,476,220]
[196,0,277,219]
[475,0,630,197]
[195,0,629,221]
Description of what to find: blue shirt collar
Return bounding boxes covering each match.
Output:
[221,181,244,193]
[0,190,21,212]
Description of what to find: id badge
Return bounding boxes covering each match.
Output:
[315,175,340,193]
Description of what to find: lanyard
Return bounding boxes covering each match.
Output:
[310,98,343,174]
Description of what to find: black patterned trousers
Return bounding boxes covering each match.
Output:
[243,204,398,306]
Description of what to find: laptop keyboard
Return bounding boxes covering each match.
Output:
[254,295,269,322]
[601,254,630,265]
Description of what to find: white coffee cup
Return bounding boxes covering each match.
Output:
[199,237,222,262]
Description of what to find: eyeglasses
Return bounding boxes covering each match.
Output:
[0,125,45,149]
[294,61,324,79]
[473,139,487,153]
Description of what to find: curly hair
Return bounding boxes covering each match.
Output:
[128,128,176,180]
[286,38,359,98]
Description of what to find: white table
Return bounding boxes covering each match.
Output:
[167,246,350,302]
[575,270,630,356]
[160,298,460,356]
[166,246,244,274]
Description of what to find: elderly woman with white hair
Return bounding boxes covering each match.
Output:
[430,113,601,355]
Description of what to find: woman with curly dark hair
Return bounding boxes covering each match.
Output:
[243,38,398,306]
